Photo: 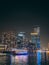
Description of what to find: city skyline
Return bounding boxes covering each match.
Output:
[0,1,49,48]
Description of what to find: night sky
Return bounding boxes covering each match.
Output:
[0,1,49,48]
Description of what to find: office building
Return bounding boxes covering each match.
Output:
[30,27,40,49]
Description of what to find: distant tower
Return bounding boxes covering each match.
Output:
[30,26,40,49]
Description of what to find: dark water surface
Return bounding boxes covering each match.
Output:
[0,51,49,65]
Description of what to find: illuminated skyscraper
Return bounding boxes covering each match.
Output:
[30,27,40,49]
[17,32,26,42]
[16,32,26,48]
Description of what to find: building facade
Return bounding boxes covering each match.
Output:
[30,27,40,49]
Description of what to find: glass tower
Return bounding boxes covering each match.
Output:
[31,27,40,49]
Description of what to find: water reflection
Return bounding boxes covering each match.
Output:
[11,55,28,65]
[37,51,41,65]
[0,51,49,65]
[10,51,49,65]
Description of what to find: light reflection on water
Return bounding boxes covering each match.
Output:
[37,51,41,65]
[0,51,49,65]
[11,51,41,65]
[11,55,28,65]
[11,51,49,65]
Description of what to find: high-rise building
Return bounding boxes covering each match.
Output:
[17,32,26,42]
[30,27,40,49]
[16,32,27,48]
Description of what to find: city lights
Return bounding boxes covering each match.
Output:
[0,27,49,65]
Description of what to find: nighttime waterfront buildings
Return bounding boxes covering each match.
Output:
[16,32,26,48]
[0,26,40,51]
[30,27,40,49]
[0,27,42,65]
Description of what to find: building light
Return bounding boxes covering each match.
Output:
[30,33,38,35]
